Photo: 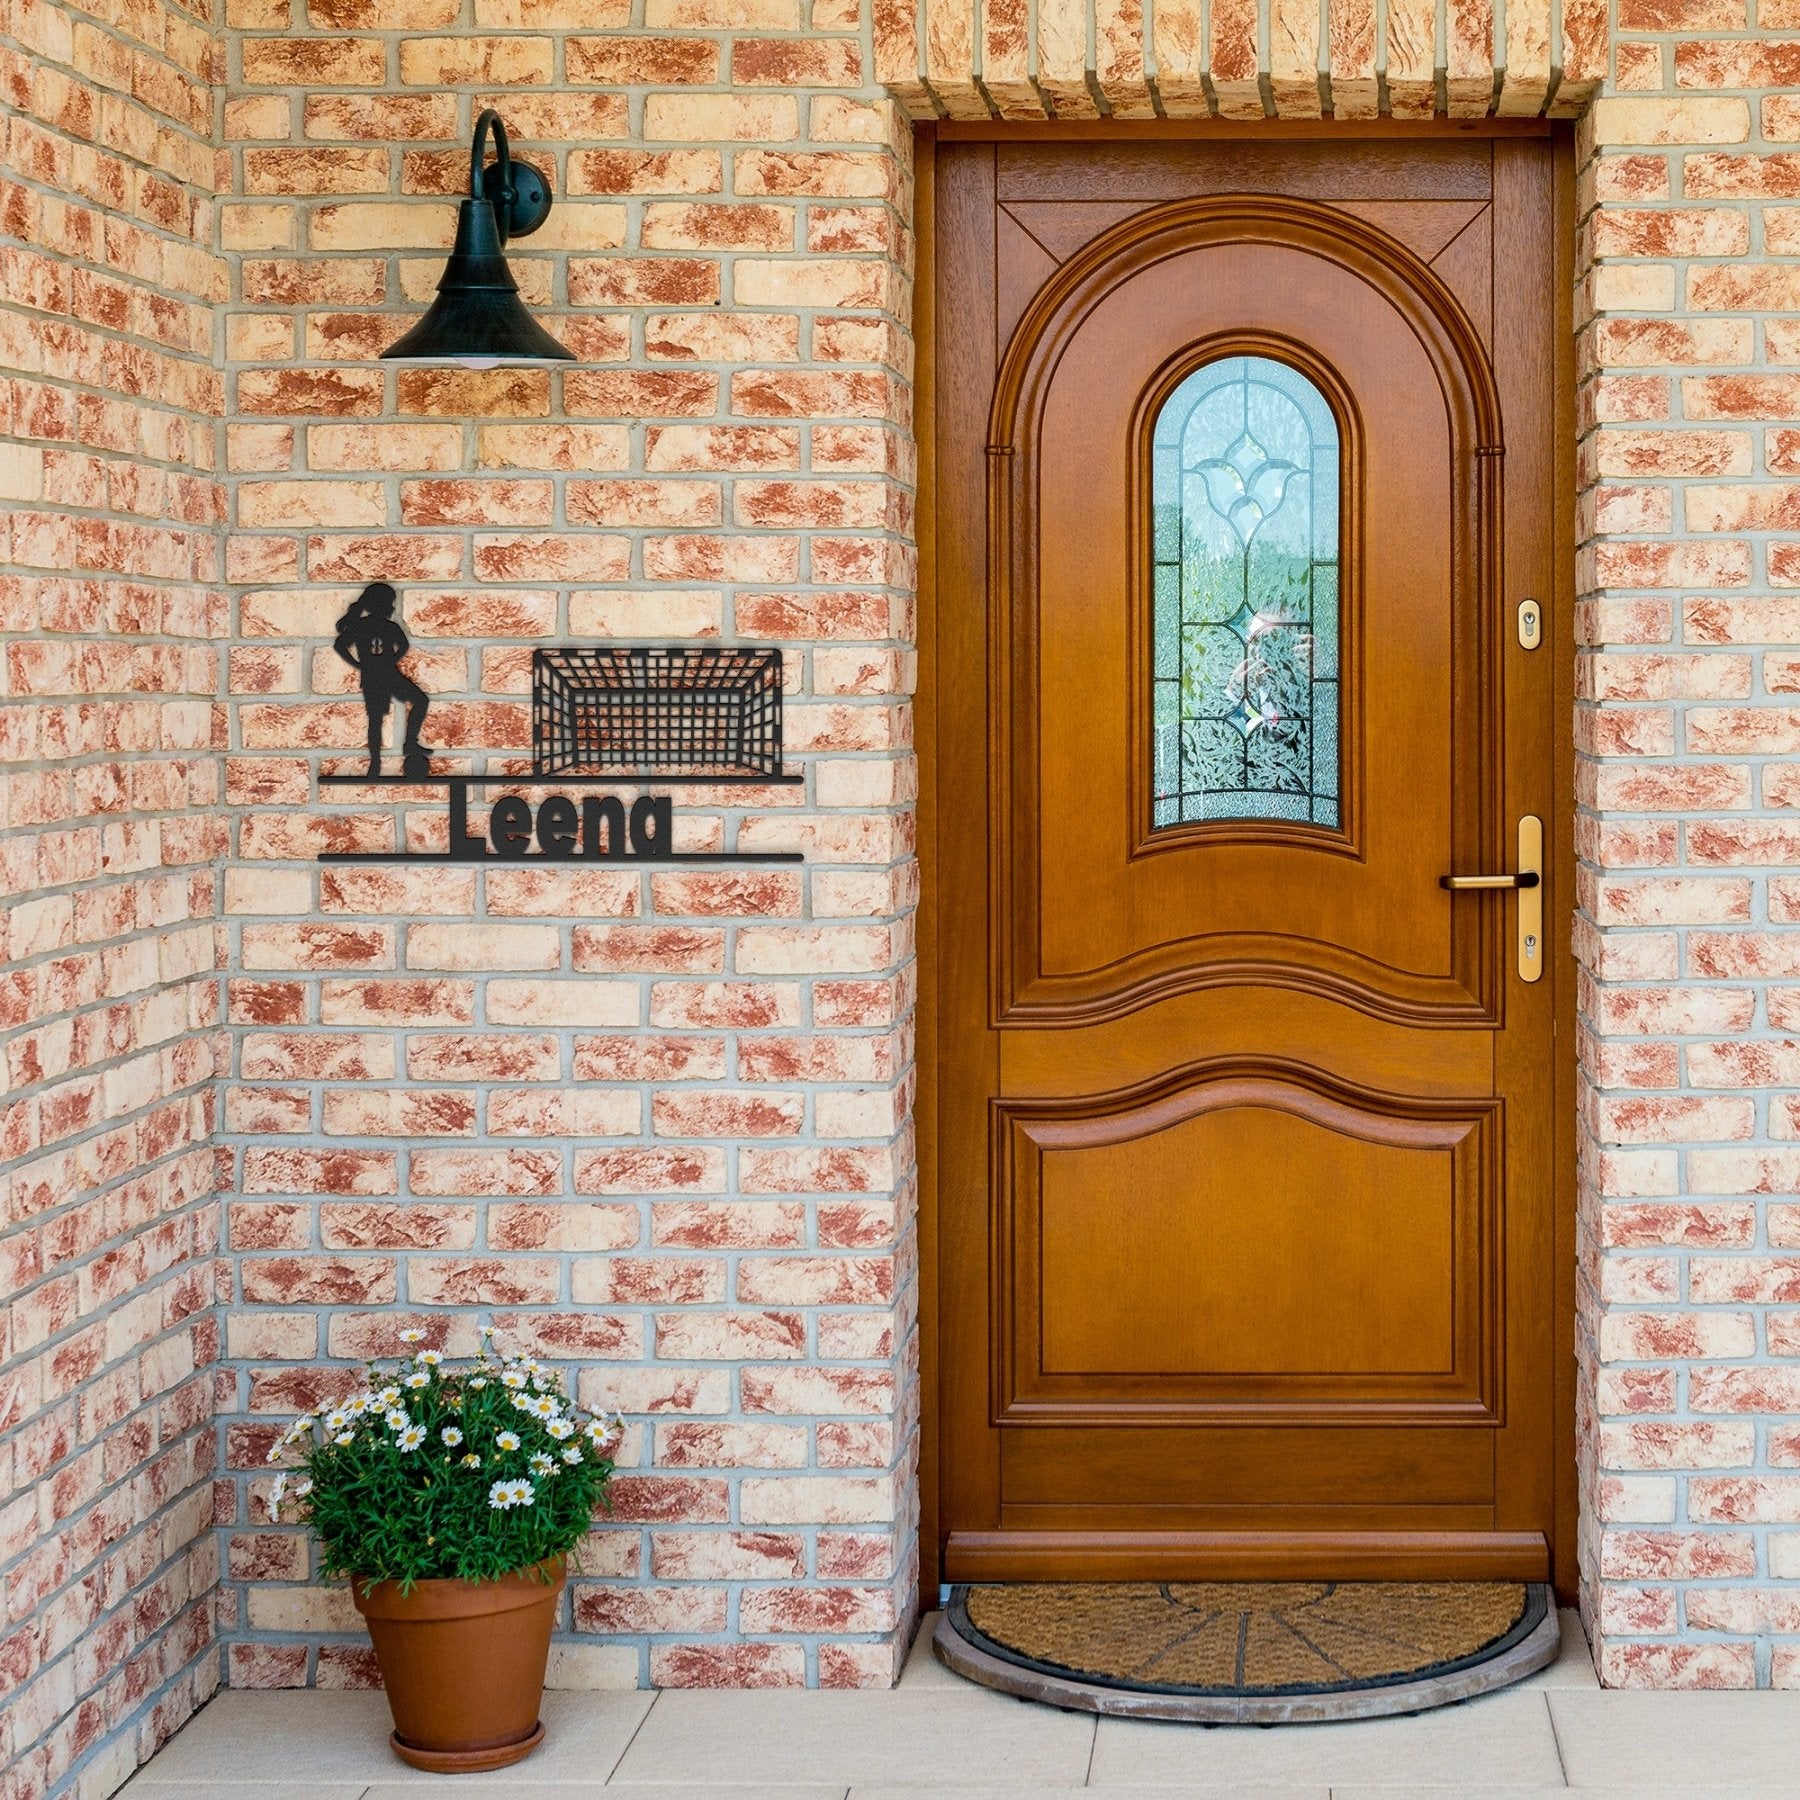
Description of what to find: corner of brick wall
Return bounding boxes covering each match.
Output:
[1576,14,1800,1688]
[212,0,921,1693]
[0,0,230,1786]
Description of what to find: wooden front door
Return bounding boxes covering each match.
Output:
[929,133,1570,1584]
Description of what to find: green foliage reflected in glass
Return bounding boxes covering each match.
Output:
[1152,355,1341,829]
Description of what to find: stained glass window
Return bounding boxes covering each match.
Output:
[1151,355,1341,830]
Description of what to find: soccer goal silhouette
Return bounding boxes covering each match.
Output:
[531,646,785,780]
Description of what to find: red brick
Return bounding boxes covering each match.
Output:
[649,1643,805,1687]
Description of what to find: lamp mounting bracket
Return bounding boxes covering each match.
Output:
[471,108,552,243]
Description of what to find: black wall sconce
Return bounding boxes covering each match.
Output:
[381,108,572,369]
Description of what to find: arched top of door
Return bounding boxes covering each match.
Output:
[984,193,1504,468]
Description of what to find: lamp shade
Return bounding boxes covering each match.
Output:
[381,110,573,369]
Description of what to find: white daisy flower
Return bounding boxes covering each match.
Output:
[335,1432,355,1446]
[501,1370,528,1390]
[546,1419,575,1440]
[529,1452,554,1477]
[385,1409,409,1431]
[399,1328,425,1344]
[398,1425,426,1451]
[496,1430,521,1452]
[527,1395,558,1420]
[417,1350,443,1366]
[346,1395,371,1414]
[293,1478,312,1499]
[323,1409,349,1433]
[404,1371,429,1390]
[377,1386,401,1408]
[487,1478,534,1510]
[561,1446,583,1465]
[268,1473,288,1520]
[469,1377,488,1390]
[440,1426,463,1448]
[461,1452,482,1469]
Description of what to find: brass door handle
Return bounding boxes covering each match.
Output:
[1439,816,1544,983]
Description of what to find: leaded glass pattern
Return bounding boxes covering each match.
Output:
[1151,355,1341,830]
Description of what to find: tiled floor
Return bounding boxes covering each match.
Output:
[122,1610,1800,1796]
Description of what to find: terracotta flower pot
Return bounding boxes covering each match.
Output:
[352,1557,565,1773]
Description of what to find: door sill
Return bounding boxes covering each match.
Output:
[944,1529,1550,1582]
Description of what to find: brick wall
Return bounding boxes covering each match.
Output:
[14,0,1800,1780]
[1576,37,1800,1686]
[212,3,920,1694]
[0,0,227,1788]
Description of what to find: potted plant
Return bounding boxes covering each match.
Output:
[266,1328,622,1773]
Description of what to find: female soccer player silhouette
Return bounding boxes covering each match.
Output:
[333,582,432,778]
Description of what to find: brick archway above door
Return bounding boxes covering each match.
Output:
[874,0,1604,121]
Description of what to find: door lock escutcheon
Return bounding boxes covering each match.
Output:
[1517,598,1542,650]
[1439,816,1544,983]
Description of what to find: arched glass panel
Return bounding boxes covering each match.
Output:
[1151,354,1341,830]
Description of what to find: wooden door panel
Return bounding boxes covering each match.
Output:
[1329,200,1488,261]
[1002,1427,1497,1508]
[995,209,1061,354]
[1006,200,1486,268]
[996,1067,1500,1423]
[994,139,1495,203]
[1038,1115,1458,1377]
[1431,211,1497,348]
[935,133,1564,1585]
[998,987,1493,1096]
[995,196,1500,369]
[993,201,1507,1030]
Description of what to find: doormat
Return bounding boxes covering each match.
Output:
[935,1581,1559,1723]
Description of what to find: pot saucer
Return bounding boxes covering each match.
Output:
[389,1719,545,1773]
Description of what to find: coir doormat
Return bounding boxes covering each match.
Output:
[935,1581,1559,1723]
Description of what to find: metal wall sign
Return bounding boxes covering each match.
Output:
[533,646,784,780]
[313,584,802,867]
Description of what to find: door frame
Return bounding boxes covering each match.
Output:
[913,118,1580,1602]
